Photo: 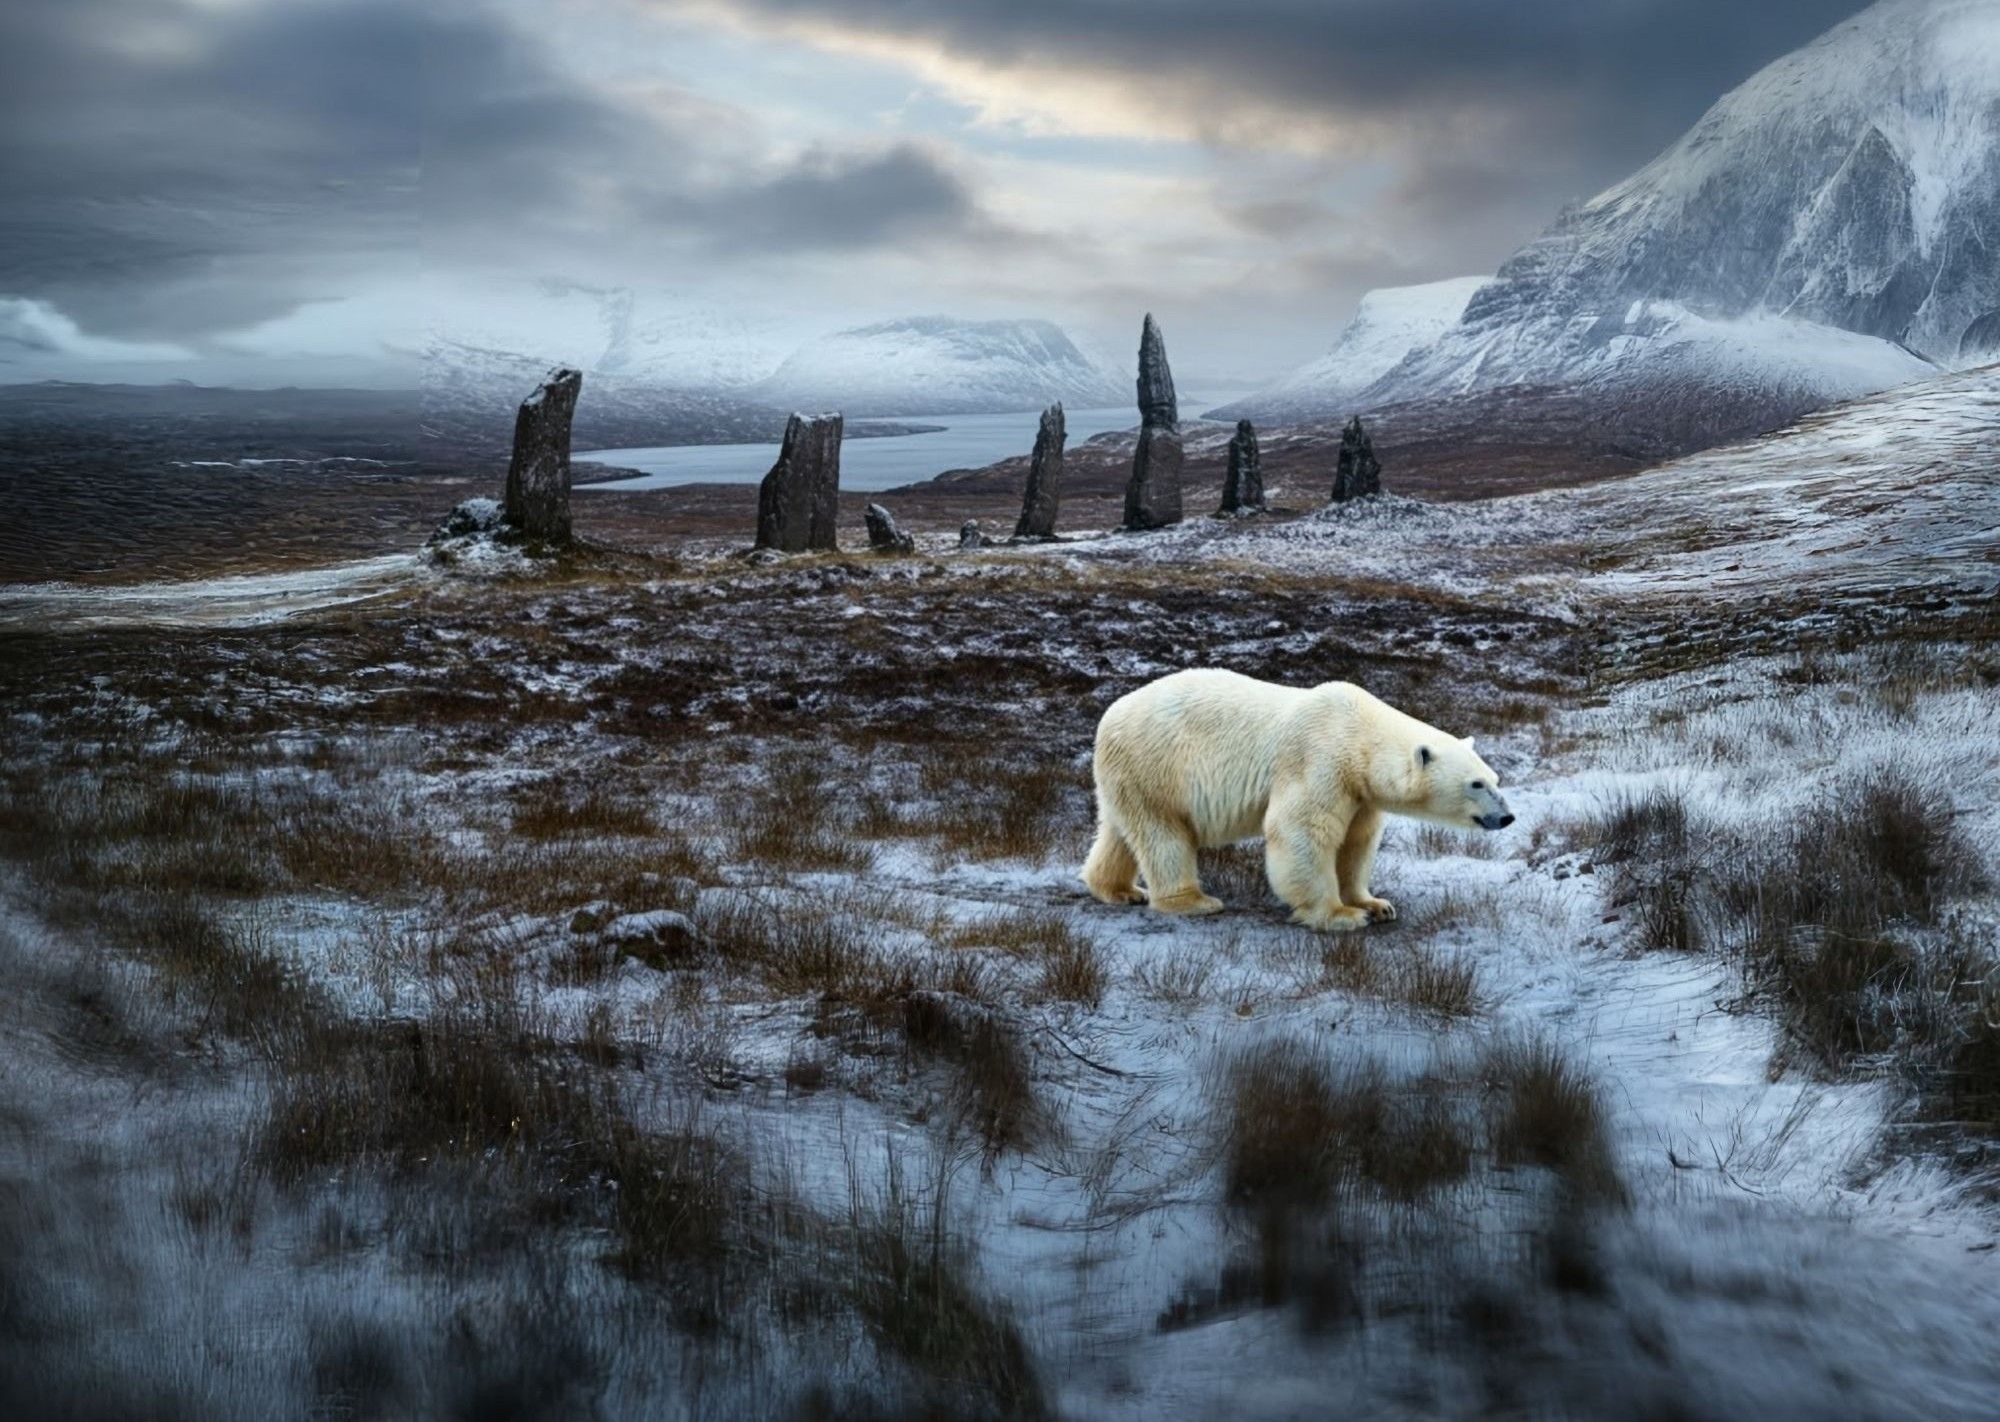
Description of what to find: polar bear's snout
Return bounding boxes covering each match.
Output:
[1470,783,1514,831]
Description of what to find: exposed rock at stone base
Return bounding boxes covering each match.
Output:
[864,502,915,553]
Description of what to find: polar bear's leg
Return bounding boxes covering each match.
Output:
[1336,808,1395,921]
[1081,820,1145,905]
[1133,820,1221,916]
[1265,790,1368,932]
[1103,790,1216,915]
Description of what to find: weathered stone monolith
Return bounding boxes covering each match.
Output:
[864,502,914,554]
[1014,403,1066,539]
[1219,419,1264,514]
[503,367,582,541]
[755,413,842,552]
[1122,314,1182,530]
[1331,415,1381,502]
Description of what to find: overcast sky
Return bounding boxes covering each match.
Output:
[0,0,1867,388]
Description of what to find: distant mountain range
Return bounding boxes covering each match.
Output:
[743,316,1128,417]
[1219,0,1998,440]
[420,298,1131,446]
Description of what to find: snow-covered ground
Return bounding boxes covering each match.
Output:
[2,366,1996,1417]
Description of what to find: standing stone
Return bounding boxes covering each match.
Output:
[1219,419,1264,514]
[1123,314,1183,530]
[1331,415,1382,502]
[503,367,582,542]
[863,502,914,554]
[755,413,843,552]
[1014,402,1066,539]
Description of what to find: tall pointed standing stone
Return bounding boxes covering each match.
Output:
[755,413,842,552]
[1014,402,1066,539]
[1331,415,1381,502]
[503,367,582,542]
[1122,314,1183,530]
[1219,419,1264,514]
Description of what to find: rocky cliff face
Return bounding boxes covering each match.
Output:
[1228,0,1997,436]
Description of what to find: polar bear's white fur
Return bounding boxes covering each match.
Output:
[1081,669,1513,931]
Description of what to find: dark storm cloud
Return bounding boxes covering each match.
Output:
[715,0,1866,259]
[418,10,993,262]
[0,0,422,342]
[0,0,1002,346]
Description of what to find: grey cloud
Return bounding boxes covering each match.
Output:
[0,0,1009,349]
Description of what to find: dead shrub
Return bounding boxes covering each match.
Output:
[1480,1036,1624,1203]
[903,993,1042,1155]
[1132,943,1216,1007]
[510,780,658,840]
[730,754,873,874]
[848,1164,1047,1419]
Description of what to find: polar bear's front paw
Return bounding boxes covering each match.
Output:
[1150,888,1225,917]
[1292,903,1370,933]
[1355,896,1397,923]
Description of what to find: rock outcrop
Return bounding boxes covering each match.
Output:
[864,502,915,554]
[1014,403,1066,539]
[959,520,989,549]
[1219,420,1264,513]
[1122,314,1183,530]
[1331,415,1381,502]
[503,367,582,541]
[755,413,842,552]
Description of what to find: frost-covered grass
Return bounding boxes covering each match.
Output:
[2,405,1998,1417]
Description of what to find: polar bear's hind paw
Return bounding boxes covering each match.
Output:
[1357,896,1397,922]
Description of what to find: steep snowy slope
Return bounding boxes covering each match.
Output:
[1210,277,1486,422]
[748,316,1129,416]
[1236,0,1995,434]
[1369,0,1995,409]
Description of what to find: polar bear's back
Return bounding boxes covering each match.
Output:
[1095,669,1345,846]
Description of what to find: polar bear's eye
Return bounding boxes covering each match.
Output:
[1470,781,1485,790]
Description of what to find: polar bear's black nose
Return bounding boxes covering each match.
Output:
[1497,813,1515,828]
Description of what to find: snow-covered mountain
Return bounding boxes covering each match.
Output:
[1230,0,1996,430]
[421,337,786,458]
[747,316,1129,417]
[419,280,802,453]
[1212,277,1485,422]
[428,280,793,392]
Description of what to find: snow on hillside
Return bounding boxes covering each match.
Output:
[1211,277,1486,422]
[1240,0,1996,427]
[428,280,795,392]
[748,316,1129,417]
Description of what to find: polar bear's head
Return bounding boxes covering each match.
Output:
[1413,737,1513,832]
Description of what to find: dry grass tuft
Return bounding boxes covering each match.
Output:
[903,992,1043,1156]
[1479,1036,1625,1203]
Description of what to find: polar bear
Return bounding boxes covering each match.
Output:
[1080,669,1513,931]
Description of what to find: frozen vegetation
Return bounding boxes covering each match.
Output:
[1,367,1997,1418]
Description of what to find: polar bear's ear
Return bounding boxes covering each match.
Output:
[1463,736,1477,750]
[1417,745,1434,768]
